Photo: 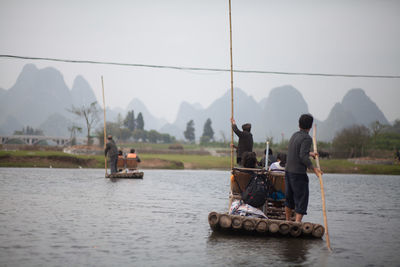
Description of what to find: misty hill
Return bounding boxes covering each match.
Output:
[165,85,388,142]
[71,75,97,107]
[0,64,97,136]
[39,113,73,137]
[166,88,264,142]
[166,86,309,142]
[261,85,310,142]
[318,89,389,141]
[0,64,390,142]
[126,98,167,131]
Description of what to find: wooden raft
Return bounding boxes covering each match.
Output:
[208,212,325,238]
[209,168,324,238]
[106,171,144,179]
[106,158,144,179]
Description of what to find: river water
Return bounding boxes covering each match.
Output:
[0,168,399,266]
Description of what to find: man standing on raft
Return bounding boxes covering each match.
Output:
[231,118,253,166]
[285,114,323,222]
[105,135,118,174]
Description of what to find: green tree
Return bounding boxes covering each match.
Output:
[136,112,144,130]
[184,120,195,143]
[201,118,214,143]
[148,130,161,143]
[67,101,99,145]
[161,133,175,143]
[332,125,370,158]
[132,129,147,142]
[124,110,136,131]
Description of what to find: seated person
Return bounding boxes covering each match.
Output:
[126,148,141,162]
[269,153,286,172]
[258,148,276,168]
[241,151,257,168]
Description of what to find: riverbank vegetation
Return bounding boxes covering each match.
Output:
[1,149,399,175]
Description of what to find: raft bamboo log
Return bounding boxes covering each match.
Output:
[231,215,243,229]
[242,218,256,231]
[301,222,314,235]
[219,214,232,229]
[313,124,332,251]
[312,224,325,238]
[101,76,107,177]
[289,223,302,237]
[255,219,268,233]
[268,221,279,234]
[208,212,220,230]
[279,221,290,235]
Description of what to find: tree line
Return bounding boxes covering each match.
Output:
[96,109,176,145]
[184,118,214,144]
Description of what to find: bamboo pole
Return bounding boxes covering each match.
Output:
[101,76,108,177]
[228,0,234,170]
[265,141,269,169]
[312,124,332,251]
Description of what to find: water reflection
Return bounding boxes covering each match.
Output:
[207,231,323,265]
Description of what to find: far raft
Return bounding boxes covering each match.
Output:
[106,157,144,179]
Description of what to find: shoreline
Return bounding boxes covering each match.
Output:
[1,150,400,175]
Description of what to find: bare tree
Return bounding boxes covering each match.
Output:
[67,101,99,145]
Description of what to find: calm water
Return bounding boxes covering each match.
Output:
[0,168,399,266]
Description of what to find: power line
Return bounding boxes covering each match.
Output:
[1,54,399,79]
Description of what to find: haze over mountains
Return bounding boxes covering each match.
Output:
[0,64,390,142]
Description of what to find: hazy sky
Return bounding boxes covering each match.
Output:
[0,0,399,123]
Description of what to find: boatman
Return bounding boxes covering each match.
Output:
[104,135,118,174]
[231,118,253,166]
[285,114,323,222]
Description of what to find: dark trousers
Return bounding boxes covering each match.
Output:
[285,171,309,215]
[110,155,118,174]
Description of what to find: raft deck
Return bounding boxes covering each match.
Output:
[106,158,144,179]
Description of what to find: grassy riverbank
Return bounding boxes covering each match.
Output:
[0,150,399,174]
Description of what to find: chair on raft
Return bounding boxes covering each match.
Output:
[117,157,125,172]
[229,167,288,220]
[126,158,139,171]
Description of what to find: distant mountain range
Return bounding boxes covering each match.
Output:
[0,64,390,142]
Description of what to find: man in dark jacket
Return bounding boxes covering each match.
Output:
[231,118,253,166]
[285,114,323,222]
[104,135,118,174]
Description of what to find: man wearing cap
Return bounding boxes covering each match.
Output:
[105,135,118,174]
[231,118,253,166]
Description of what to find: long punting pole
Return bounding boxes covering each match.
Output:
[312,124,332,251]
[228,0,234,170]
[265,141,269,169]
[101,76,108,177]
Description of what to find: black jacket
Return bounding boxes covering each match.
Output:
[232,124,253,159]
[286,130,314,174]
[105,139,118,158]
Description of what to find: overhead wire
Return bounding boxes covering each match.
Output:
[0,54,399,79]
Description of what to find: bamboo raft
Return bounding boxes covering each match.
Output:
[208,169,325,238]
[106,171,144,179]
[106,158,144,179]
